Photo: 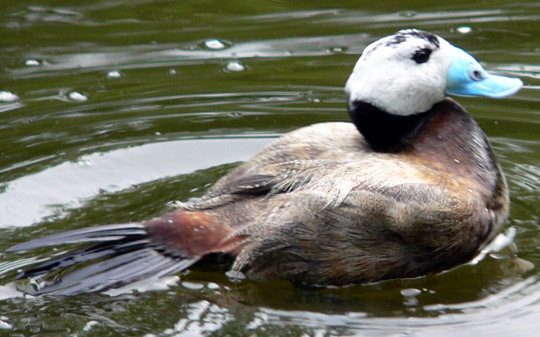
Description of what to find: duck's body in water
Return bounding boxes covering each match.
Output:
[6,29,522,295]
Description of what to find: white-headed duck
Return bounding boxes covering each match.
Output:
[7,29,522,295]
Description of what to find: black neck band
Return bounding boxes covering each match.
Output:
[347,100,433,152]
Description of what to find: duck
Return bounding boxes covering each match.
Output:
[6,29,522,296]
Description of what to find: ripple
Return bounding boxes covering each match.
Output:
[317,8,538,29]
[9,5,84,25]
[1,2,540,337]
[510,163,540,192]
[0,137,272,227]
[6,34,371,79]
[250,276,540,335]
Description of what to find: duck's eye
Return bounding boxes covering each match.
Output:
[469,69,485,81]
[411,48,432,64]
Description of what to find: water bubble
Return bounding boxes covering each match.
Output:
[456,26,472,34]
[68,91,88,102]
[25,59,41,66]
[204,39,227,50]
[401,288,422,297]
[225,270,246,281]
[0,91,19,102]
[207,282,219,289]
[106,70,122,79]
[181,281,204,290]
[328,47,346,53]
[225,61,245,72]
[401,288,421,306]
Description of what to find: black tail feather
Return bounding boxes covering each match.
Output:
[15,239,151,279]
[7,224,199,296]
[7,224,146,252]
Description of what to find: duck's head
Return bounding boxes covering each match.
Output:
[345,29,522,116]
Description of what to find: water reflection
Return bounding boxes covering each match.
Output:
[1,0,540,336]
[0,137,271,227]
[7,34,370,80]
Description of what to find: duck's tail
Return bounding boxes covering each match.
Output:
[7,209,239,296]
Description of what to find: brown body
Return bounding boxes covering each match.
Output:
[147,98,507,286]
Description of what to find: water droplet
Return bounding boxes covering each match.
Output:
[457,26,472,34]
[0,91,19,102]
[468,188,473,193]
[68,91,87,102]
[154,131,162,136]
[400,288,421,297]
[181,281,204,290]
[106,70,122,79]
[207,282,219,289]
[204,39,227,50]
[25,59,41,66]
[328,47,345,53]
[401,288,421,306]
[168,69,177,75]
[454,158,460,163]
[225,270,246,281]
[225,61,245,72]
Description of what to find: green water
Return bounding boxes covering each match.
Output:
[1,0,540,336]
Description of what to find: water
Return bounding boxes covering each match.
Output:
[1,0,540,336]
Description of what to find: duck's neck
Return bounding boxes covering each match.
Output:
[347,100,434,152]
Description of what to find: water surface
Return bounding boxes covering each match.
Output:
[1,0,540,336]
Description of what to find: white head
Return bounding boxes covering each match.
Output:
[345,29,522,116]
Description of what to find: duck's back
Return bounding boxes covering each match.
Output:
[178,98,507,285]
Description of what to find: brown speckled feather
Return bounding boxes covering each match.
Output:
[171,98,507,285]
